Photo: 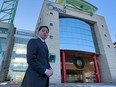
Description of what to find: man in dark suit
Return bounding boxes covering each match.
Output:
[21,26,53,87]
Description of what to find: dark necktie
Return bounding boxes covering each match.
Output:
[43,41,48,56]
[43,41,47,50]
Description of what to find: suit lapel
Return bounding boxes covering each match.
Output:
[36,38,49,57]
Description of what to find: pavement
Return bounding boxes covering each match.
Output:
[0,82,116,87]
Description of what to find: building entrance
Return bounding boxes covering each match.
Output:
[60,50,100,83]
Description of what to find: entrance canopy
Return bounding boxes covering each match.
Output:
[55,0,98,14]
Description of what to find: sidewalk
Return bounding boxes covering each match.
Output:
[0,82,116,87]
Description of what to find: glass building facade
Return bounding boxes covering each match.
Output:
[59,18,97,83]
[7,29,34,82]
[0,28,7,72]
[59,18,95,53]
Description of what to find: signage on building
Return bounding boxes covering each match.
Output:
[47,2,66,14]
[17,31,34,37]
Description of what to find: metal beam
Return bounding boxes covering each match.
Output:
[0,0,19,81]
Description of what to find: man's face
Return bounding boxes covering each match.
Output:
[38,27,49,40]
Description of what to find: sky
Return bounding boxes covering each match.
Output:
[0,0,116,42]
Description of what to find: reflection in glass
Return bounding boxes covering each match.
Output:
[7,31,34,82]
[59,18,95,53]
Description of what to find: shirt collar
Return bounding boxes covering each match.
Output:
[38,36,45,42]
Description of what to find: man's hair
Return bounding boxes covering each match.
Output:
[38,26,49,32]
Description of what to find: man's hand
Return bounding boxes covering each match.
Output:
[45,68,53,77]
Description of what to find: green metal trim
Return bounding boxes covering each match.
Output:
[0,0,19,81]
[0,0,19,40]
[0,0,18,23]
[55,0,98,14]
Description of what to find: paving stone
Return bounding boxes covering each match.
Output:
[0,82,116,87]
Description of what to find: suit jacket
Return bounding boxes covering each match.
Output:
[21,38,51,87]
